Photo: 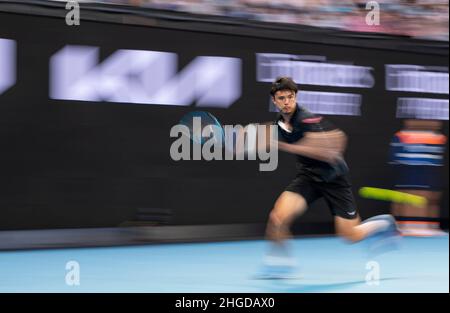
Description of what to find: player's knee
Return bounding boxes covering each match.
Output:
[269,210,289,228]
[266,210,285,235]
[268,210,280,226]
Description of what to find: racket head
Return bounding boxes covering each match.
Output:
[179,111,224,145]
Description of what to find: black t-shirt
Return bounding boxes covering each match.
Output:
[275,105,348,182]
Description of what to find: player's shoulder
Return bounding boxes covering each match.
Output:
[295,107,338,132]
[297,107,323,124]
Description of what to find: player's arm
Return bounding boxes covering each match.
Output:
[232,122,275,157]
[277,129,347,164]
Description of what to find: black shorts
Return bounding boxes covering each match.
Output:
[285,173,358,220]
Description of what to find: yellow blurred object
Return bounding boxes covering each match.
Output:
[359,187,428,208]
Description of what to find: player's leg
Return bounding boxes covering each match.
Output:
[391,202,404,220]
[266,175,318,247]
[256,191,308,278]
[266,191,307,244]
[399,189,444,236]
[320,175,399,244]
[428,191,446,235]
[334,211,401,258]
[398,189,430,217]
[335,215,363,242]
[256,177,318,278]
[335,215,396,242]
[428,191,441,219]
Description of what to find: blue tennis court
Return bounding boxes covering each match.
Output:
[0,235,447,293]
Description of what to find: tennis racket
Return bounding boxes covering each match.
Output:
[179,111,225,145]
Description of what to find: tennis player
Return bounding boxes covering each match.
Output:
[259,77,400,278]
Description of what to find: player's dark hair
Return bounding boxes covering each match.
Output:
[270,77,298,97]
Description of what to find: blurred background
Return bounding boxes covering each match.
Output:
[0,0,448,249]
[52,0,450,41]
